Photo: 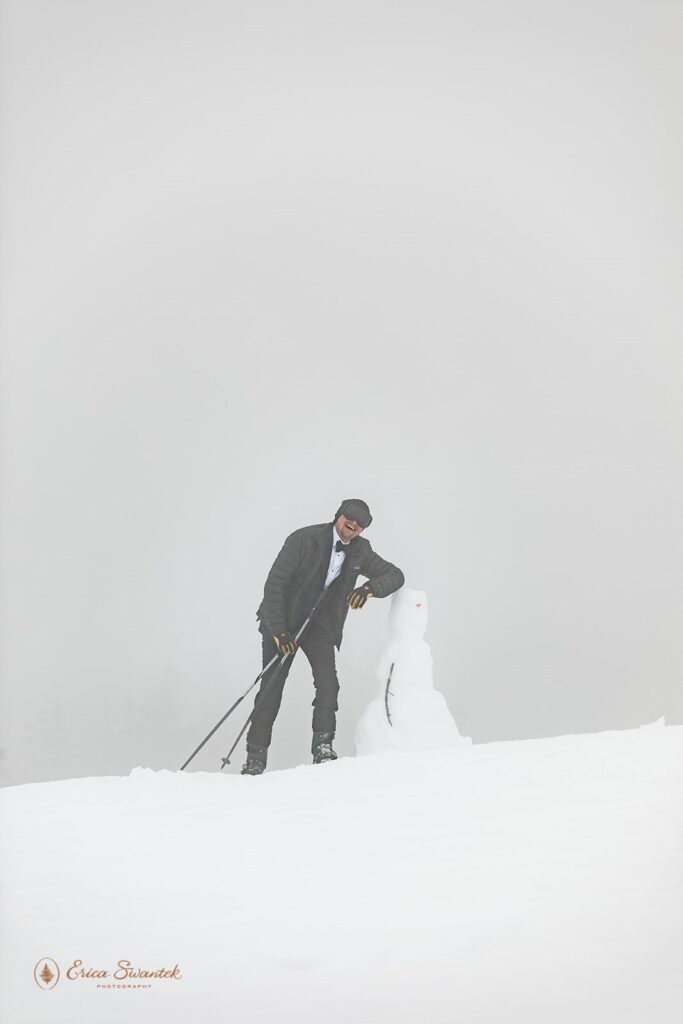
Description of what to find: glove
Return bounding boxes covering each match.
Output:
[347,583,374,609]
[273,631,297,655]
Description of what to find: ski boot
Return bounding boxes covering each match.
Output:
[241,744,268,776]
[312,731,338,765]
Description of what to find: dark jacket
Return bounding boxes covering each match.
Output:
[256,522,405,650]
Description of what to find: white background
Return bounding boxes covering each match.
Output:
[1,0,681,784]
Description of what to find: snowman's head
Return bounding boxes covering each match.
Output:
[388,587,428,643]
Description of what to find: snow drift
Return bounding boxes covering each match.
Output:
[1,720,682,1024]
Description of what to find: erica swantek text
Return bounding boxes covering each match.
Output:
[67,960,182,980]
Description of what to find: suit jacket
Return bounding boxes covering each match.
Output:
[256,522,405,650]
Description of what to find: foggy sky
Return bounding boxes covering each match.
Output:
[1,0,681,785]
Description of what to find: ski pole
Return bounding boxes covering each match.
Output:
[179,649,286,771]
[179,584,331,771]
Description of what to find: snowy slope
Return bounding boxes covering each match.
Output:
[1,722,682,1024]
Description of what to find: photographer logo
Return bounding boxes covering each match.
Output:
[33,957,183,991]
[34,958,60,990]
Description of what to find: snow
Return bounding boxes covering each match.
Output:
[1,721,682,1024]
[356,587,471,753]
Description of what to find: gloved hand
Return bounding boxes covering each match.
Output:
[347,583,374,609]
[273,631,297,655]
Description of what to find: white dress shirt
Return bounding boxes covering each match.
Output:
[324,524,349,588]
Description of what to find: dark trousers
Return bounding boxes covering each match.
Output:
[246,620,340,749]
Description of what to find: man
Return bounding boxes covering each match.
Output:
[242,498,404,775]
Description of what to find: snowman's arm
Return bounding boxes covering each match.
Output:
[360,546,405,598]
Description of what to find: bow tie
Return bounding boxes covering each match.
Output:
[335,540,348,553]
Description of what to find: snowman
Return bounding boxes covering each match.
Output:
[355,586,470,754]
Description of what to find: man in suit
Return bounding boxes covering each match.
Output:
[242,498,405,774]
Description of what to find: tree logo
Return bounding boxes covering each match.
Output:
[34,958,60,989]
